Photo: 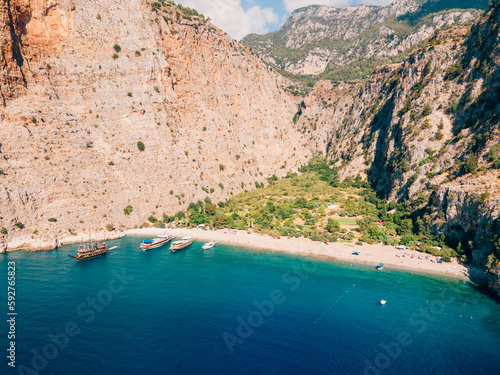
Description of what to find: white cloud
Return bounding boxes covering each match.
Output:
[177,0,279,40]
[283,0,393,13]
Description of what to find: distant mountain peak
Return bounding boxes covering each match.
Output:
[241,0,488,80]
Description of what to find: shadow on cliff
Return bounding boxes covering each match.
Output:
[467,274,500,303]
[448,2,500,139]
[397,0,489,27]
[5,0,28,85]
[364,95,398,199]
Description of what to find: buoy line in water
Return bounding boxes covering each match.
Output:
[314,271,407,324]
[313,284,356,324]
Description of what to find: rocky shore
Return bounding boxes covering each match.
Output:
[1,231,126,253]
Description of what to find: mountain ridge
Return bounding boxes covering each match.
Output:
[241,0,488,81]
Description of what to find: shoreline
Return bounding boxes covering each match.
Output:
[2,227,486,282]
[1,231,126,253]
[125,227,486,282]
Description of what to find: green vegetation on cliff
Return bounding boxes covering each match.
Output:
[150,158,466,262]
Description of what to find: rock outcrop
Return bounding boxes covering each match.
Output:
[0,0,311,248]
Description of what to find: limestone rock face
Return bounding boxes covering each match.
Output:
[18,0,75,43]
[0,0,310,246]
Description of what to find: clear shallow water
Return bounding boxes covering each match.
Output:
[1,235,500,375]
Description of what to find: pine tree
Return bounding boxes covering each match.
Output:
[422,104,432,116]
[423,59,432,77]
[464,153,478,174]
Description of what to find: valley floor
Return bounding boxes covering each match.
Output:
[127,228,485,281]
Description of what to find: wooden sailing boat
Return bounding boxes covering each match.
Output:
[74,230,108,261]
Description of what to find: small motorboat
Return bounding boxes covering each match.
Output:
[376,263,384,271]
[380,300,386,305]
[202,241,217,250]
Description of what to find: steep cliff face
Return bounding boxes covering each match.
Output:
[0,0,310,247]
[241,0,487,80]
[0,0,75,104]
[300,22,500,212]
[296,1,500,295]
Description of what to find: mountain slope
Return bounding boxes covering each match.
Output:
[241,0,488,80]
[295,1,500,295]
[0,0,311,248]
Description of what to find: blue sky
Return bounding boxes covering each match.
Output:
[177,0,393,39]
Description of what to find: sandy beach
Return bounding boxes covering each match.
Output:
[126,227,485,281]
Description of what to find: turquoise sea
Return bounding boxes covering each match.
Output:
[1,235,500,374]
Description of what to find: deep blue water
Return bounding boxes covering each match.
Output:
[1,235,500,375]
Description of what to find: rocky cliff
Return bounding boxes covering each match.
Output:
[241,0,487,80]
[295,1,500,296]
[0,0,311,248]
